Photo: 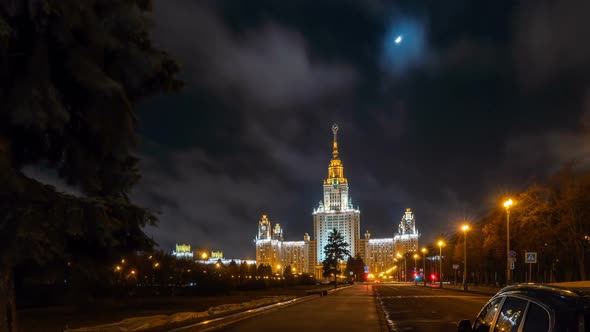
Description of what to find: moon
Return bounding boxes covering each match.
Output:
[395,35,403,44]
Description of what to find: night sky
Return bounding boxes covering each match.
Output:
[130,0,590,258]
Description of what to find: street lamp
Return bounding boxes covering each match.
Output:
[421,248,427,287]
[152,262,160,285]
[461,224,470,291]
[438,241,445,289]
[504,198,514,285]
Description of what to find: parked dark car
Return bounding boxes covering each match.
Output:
[457,282,590,332]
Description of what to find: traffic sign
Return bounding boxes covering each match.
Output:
[509,250,517,258]
[364,266,369,273]
[525,252,537,264]
[452,264,459,270]
[510,261,515,270]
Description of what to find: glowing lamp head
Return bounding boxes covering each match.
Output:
[437,240,444,247]
[413,254,418,259]
[421,247,427,253]
[504,199,514,208]
[395,35,403,44]
[461,224,470,232]
[201,253,208,259]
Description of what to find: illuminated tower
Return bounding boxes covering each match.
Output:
[394,208,419,254]
[313,124,361,268]
[255,214,282,269]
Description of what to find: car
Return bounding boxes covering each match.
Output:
[457,282,590,332]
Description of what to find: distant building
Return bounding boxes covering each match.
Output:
[211,251,224,260]
[255,214,283,273]
[172,243,194,259]
[254,125,420,279]
[362,232,395,274]
[393,208,420,254]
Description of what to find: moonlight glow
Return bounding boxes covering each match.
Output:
[381,18,427,74]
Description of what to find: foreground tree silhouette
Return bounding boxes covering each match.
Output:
[322,228,351,288]
[0,1,180,331]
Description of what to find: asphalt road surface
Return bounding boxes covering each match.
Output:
[376,283,491,332]
[215,284,387,332]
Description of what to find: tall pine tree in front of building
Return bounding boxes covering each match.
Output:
[322,228,351,288]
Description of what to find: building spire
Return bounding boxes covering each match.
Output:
[325,123,347,184]
[332,123,339,159]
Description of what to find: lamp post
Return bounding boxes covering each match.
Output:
[438,241,444,289]
[396,253,403,281]
[504,199,513,285]
[461,224,470,291]
[404,255,407,282]
[421,248,427,286]
[413,254,419,285]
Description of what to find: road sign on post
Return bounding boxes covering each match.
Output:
[525,252,537,282]
[510,261,515,270]
[525,252,537,264]
[452,264,459,270]
[509,250,517,258]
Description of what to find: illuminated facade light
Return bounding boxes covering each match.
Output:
[172,243,194,259]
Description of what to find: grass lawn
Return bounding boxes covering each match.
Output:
[18,284,330,332]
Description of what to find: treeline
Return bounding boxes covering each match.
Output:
[16,252,315,308]
[439,163,590,285]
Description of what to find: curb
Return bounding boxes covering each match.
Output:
[373,286,394,332]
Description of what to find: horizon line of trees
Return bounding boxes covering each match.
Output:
[16,251,317,308]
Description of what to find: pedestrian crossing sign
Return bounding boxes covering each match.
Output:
[525,252,537,264]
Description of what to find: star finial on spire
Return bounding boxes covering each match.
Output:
[332,123,339,159]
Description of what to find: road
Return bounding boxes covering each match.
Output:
[376,283,491,332]
[215,284,387,332]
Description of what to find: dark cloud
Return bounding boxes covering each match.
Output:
[125,1,590,257]
[514,0,590,89]
[505,91,590,172]
[152,1,357,110]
